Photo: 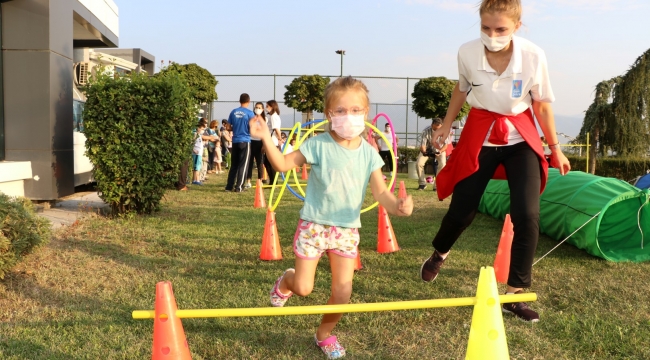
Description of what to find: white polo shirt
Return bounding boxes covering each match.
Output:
[457,35,555,146]
[268,113,282,146]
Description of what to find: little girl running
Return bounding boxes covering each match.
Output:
[249,76,413,359]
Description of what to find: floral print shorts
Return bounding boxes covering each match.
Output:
[293,219,359,260]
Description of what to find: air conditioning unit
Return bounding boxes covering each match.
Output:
[74,62,90,86]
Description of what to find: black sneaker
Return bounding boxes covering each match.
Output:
[417,185,427,191]
[502,290,540,322]
[420,250,446,282]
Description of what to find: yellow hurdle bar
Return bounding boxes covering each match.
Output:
[132,293,536,320]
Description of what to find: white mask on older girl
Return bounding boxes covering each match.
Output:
[480,31,513,52]
[254,108,263,115]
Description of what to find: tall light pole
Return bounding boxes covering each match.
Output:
[335,50,345,77]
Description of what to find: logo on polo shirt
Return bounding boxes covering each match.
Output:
[471,82,483,87]
[512,80,523,98]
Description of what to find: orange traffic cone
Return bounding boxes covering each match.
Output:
[254,179,266,209]
[377,205,400,253]
[354,250,363,271]
[398,181,407,199]
[260,208,282,260]
[301,164,309,180]
[151,281,192,360]
[493,214,514,284]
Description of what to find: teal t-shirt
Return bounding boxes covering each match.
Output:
[298,133,384,228]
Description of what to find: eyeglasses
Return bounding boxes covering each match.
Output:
[329,107,366,117]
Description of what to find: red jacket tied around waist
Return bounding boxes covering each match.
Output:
[436,107,548,201]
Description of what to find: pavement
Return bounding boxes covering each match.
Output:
[37,192,110,230]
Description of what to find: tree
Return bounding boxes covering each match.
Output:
[411,76,470,121]
[158,62,218,105]
[577,78,619,174]
[578,47,650,167]
[284,75,330,121]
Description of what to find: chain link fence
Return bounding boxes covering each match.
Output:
[210,75,438,147]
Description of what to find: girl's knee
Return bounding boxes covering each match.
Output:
[292,283,314,297]
[330,283,353,303]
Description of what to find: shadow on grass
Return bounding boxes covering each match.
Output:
[0,338,83,360]
[3,272,143,324]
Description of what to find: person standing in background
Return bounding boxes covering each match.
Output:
[225,94,254,193]
[374,122,399,176]
[245,102,267,189]
[264,100,283,184]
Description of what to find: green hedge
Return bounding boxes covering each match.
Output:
[566,155,650,181]
[0,194,50,279]
[83,71,195,215]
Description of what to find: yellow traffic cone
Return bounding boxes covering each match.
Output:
[465,266,509,360]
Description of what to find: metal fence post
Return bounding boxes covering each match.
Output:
[405,77,409,146]
[273,74,276,100]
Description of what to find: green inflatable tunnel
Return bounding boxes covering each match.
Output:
[479,169,650,262]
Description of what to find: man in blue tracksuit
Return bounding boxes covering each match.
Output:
[225,93,254,192]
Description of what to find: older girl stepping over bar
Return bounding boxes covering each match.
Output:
[419,0,571,323]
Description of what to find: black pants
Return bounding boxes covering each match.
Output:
[379,150,393,172]
[432,142,541,288]
[226,142,250,191]
[176,158,189,190]
[247,140,264,181]
[207,148,215,171]
[263,154,277,186]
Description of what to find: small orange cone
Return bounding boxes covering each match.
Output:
[301,164,309,180]
[493,214,514,284]
[151,281,192,360]
[260,208,282,260]
[398,181,407,199]
[354,250,363,271]
[254,179,266,209]
[377,205,400,253]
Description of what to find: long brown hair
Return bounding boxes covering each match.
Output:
[266,100,280,115]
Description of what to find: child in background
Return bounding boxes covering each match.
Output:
[250,76,413,359]
[284,137,295,153]
[191,118,208,185]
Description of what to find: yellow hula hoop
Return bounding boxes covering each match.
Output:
[269,123,301,212]
[268,120,397,214]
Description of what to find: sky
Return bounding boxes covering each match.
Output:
[115,0,650,138]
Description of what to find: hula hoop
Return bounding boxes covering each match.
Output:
[268,119,397,214]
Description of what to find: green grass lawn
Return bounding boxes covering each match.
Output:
[1,174,649,359]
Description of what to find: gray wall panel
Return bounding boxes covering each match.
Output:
[50,53,73,151]
[2,0,50,50]
[49,0,73,58]
[3,51,52,151]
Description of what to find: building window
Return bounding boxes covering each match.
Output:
[73,100,85,132]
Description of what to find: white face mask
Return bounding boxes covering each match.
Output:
[254,108,263,115]
[480,31,513,52]
[330,114,366,140]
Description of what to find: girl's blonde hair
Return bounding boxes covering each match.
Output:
[323,76,370,116]
[479,0,522,22]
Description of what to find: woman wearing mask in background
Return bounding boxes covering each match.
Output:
[206,120,220,174]
[245,102,267,189]
[264,100,283,185]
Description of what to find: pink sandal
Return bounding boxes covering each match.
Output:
[314,335,346,359]
[269,269,294,307]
